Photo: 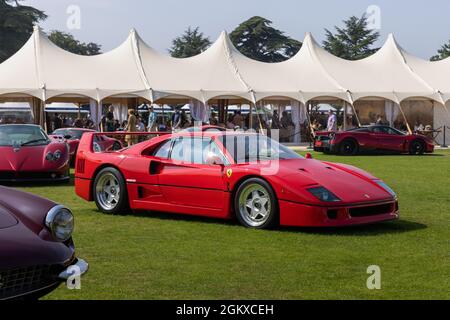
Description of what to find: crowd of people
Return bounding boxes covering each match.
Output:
[2,105,437,147]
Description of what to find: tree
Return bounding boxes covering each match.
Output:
[0,0,47,62]
[430,40,450,61]
[48,30,101,55]
[169,27,211,58]
[230,16,301,62]
[323,15,380,60]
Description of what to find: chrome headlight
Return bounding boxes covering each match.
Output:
[375,180,397,198]
[307,186,341,202]
[53,150,62,160]
[45,205,74,242]
[45,152,54,161]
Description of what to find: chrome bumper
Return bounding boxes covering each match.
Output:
[58,258,89,280]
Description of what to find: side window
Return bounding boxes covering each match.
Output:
[153,139,172,158]
[170,137,228,164]
[206,141,229,165]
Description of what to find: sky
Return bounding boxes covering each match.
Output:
[24,0,450,59]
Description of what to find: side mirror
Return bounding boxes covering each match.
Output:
[206,154,224,166]
[305,153,313,159]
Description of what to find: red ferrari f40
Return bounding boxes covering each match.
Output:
[74,131,399,228]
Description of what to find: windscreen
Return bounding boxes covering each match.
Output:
[0,125,49,147]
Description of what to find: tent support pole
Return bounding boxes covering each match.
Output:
[305,101,315,144]
[249,103,253,130]
[350,102,361,127]
[343,102,347,130]
[397,101,412,134]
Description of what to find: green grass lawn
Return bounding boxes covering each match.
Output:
[17,150,450,299]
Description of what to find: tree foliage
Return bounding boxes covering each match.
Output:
[48,30,101,56]
[169,26,211,58]
[229,16,301,62]
[323,15,380,60]
[0,0,47,62]
[430,40,450,61]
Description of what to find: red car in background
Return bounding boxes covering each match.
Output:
[50,128,122,164]
[314,125,435,155]
[74,131,399,228]
[0,124,70,183]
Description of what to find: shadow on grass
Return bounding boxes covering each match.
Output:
[326,153,444,158]
[281,219,427,236]
[1,173,75,188]
[108,209,426,236]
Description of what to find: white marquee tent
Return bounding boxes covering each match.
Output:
[0,26,450,142]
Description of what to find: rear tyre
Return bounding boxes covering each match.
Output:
[340,139,358,155]
[234,178,278,229]
[93,167,129,214]
[409,139,425,155]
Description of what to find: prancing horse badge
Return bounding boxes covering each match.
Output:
[226,169,233,178]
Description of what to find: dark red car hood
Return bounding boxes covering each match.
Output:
[267,159,393,204]
[0,143,68,171]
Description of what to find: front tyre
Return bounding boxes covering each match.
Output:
[93,167,129,214]
[234,178,278,229]
[409,139,425,155]
[340,139,358,155]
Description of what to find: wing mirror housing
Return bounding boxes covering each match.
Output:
[305,153,313,159]
[206,154,224,166]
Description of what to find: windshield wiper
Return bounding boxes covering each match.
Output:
[21,139,48,146]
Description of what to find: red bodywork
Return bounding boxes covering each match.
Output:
[0,125,70,182]
[75,131,399,227]
[50,128,122,164]
[314,126,434,154]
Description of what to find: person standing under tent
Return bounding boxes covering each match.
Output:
[209,111,219,125]
[232,111,244,129]
[125,109,137,147]
[172,109,182,131]
[271,110,281,129]
[326,110,337,132]
[147,105,158,132]
[105,106,116,132]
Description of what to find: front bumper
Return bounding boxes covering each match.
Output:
[58,258,89,280]
[0,171,70,183]
[279,199,399,227]
[0,257,88,300]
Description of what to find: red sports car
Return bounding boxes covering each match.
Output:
[0,124,70,182]
[0,186,88,300]
[74,131,399,228]
[50,128,123,164]
[314,125,435,155]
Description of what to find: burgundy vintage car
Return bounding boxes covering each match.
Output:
[314,125,435,155]
[0,186,87,300]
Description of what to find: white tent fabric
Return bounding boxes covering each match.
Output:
[384,100,400,126]
[89,99,101,129]
[189,100,210,123]
[112,103,129,123]
[0,26,449,126]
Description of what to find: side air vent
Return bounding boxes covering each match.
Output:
[76,159,85,174]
